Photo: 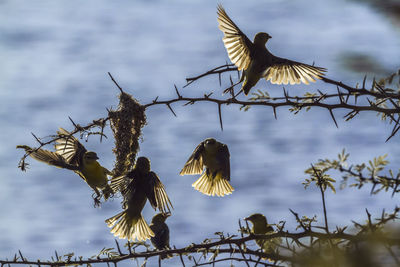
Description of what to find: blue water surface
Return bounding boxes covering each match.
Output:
[0,0,399,266]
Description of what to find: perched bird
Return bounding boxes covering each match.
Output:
[245,213,281,258]
[150,212,171,259]
[17,128,113,206]
[180,138,233,197]
[106,157,173,242]
[217,4,327,95]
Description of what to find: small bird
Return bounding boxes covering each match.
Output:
[180,138,233,197]
[217,5,327,95]
[106,157,173,242]
[150,212,171,259]
[245,213,281,258]
[17,128,113,207]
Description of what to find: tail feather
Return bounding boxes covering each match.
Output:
[192,172,234,197]
[105,212,154,241]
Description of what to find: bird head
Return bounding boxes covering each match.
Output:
[151,212,171,223]
[204,138,219,155]
[245,213,268,226]
[253,32,272,46]
[204,138,217,148]
[83,151,99,163]
[135,156,151,174]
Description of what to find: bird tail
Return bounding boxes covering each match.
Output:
[242,79,252,96]
[192,172,234,197]
[105,211,154,241]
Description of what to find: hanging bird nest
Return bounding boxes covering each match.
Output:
[109,91,146,177]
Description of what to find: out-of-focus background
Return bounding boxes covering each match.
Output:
[1,0,399,265]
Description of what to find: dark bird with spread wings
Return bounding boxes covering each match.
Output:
[17,127,113,207]
[106,157,173,241]
[217,4,326,95]
[180,138,233,197]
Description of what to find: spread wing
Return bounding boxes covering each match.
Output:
[217,4,253,71]
[180,141,205,175]
[145,172,173,214]
[17,145,80,171]
[110,174,131,195]
[263,55,327,85]
[216,144,230,181]
[54,127,86,166]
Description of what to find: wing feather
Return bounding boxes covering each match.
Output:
[54,128,86,166]
[216,144,230,181]
[180,142,205,175]
[264,55,326,85]
[146,172,173,214]
[217,4,253,71]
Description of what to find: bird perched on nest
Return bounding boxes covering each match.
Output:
[245,213,281,259]
[106,157,173,242]
[180,138,233,197]
[150,212,172,259]
[17,127,113,207]
[217,4,326,96]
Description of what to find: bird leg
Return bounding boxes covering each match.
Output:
[92,189,102,208]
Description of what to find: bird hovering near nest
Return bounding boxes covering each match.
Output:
[106,157,173,242]
[17,127,113,207]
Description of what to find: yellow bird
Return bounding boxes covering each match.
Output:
[217,4,327,95]
[180,138,233,197]
[245,213,281,258]
[18,128,113,206]
[106,157,173,242]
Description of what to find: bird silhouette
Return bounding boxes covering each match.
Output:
[180,138,233,197]
[106,157,173,241]
[217,4,326,95]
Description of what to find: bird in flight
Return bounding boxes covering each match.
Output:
[18,128,113,207]
[180,138,233,197]
[217,4,326,95]
[106,156,173,241]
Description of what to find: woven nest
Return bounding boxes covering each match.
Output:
[109,92,146,176]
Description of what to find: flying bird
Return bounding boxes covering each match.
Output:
[106,157,173,242]
[17,128,113,207]
[245,213,281,258]
[180,138,233,197]
[150,212,172,259]
[217,4,326,95]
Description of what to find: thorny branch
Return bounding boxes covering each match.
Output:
[1,206,399,266]
[12,67,400,266]
[17,66,400,171]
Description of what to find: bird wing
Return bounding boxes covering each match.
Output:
[17,145,80,171]
[216,144,231,181]
[179,141,205,175]
[54,128,87,166]
[263,55,327,85]
[217,4,253,71]
[146,172,173,214]
[110,174,131,195]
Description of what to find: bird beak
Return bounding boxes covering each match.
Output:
[165,212,172,218]
[244,216,250,221]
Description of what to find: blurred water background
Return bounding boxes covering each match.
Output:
[1,0,399,265]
